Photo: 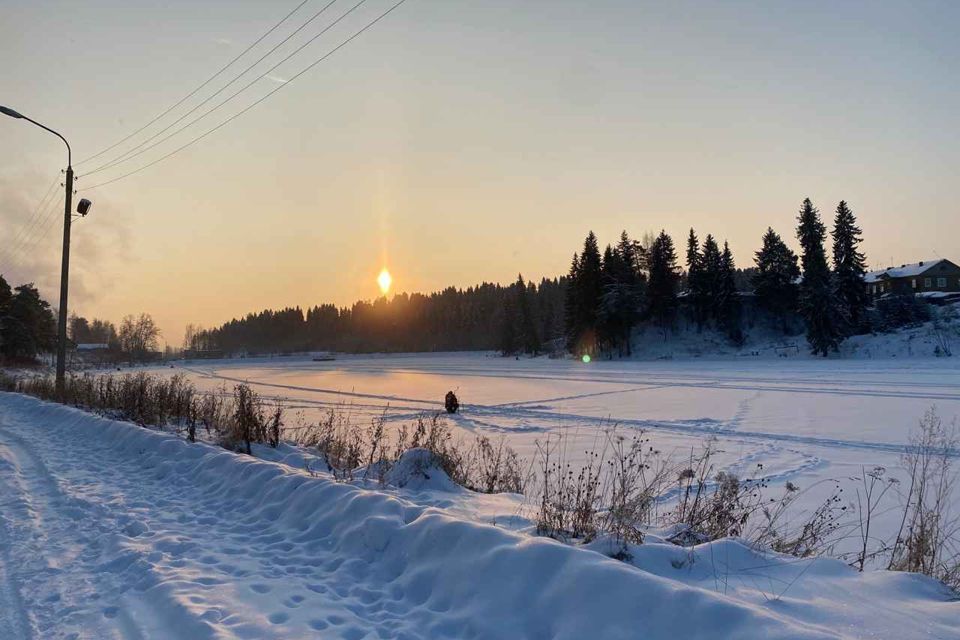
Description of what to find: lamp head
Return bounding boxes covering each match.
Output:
[77,198,92,217]
[0,106,24,119]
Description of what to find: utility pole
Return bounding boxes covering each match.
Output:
[0,105,89,397]
[56,165,74,393]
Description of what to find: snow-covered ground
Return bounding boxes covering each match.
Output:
[165,352,960,549]
[1,391,958,639]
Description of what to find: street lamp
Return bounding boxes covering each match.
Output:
[1,105,87,396]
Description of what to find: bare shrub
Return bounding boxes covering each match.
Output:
[851,466,899,571]
[601,432,670,546]
[464,435,524,494]
[664,442,772,544]
[535,434,605,542]
[889,408,960,589]
[759,482,847,558]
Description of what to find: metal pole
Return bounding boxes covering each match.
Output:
[1,107,75,397]
[55,166,73,395]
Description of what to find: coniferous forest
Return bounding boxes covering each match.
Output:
[191,199,872,358]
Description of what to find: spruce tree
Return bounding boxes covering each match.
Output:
[831,201,869,334]
[646,231,680,328]
[0,275,10,354]
[615,231,644,354]
[598,245,620,354]
[700,234,722,322]
[563,252,581,352]
[0,283,56,361]
[685,229,705,328]
[753,227,800,332]
[563,232,603,355]
[499,296,518,356]
[525,280,542,354]
[719,241,742,341]
[576,232,603,353]
[513,275,540,355]
[796,199,840,356]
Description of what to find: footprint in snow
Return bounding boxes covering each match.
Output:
[268,612,289,625]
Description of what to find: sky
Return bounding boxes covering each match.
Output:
[1,0,958,346]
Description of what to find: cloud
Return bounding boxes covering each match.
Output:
[0,175,133,312]
[266,75,289,84]
[214,37,233,47]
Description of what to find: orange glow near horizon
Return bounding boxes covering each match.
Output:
[377,268,393,295]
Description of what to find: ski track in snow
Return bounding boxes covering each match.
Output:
[185,363,960,403]
[180,362,960,459]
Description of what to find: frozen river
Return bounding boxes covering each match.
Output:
[165,352,960,500]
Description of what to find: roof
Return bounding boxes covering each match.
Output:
[864,259,947,283]
[76,343,110,351]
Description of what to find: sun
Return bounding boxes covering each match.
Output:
[377,268,392,295]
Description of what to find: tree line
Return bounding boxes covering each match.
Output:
[69,313,162,360]
[561,198,868,357]
[189,280,567,355]
[0,275,56,362]
[187,198,867,359]
[0,271,164,365]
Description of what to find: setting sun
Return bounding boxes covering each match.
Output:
[377,268,392,295]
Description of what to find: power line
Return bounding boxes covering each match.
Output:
[80,0,409,192]
[0,174,60,269]
[75,0,314,167]
[0,191,64,274]
[82,0,342,176]
[1,174,58,255]
[7,192,64,265]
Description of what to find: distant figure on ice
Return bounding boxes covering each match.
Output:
[444,390,459,414]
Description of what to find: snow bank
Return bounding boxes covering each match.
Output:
[382,447,460,491]
[1,393,957,639]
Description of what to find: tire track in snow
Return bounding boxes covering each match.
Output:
[0,499,32,640]
[0,416,214,640]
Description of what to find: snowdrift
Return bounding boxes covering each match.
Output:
[0,393,957,639]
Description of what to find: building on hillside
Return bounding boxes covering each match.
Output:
[68,342,114,367]
[864,259,960,300]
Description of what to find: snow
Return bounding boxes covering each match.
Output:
[1,393,958,639]
[864,259,949,282]
[164,346,960,559]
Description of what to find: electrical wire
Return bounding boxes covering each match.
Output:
[79,0,409,192]
[82,0,350,177]
[75,0,314,167]
[0,192,64,274]
[0,174,60,269]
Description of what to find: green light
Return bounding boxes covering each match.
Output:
[581,354,591,364]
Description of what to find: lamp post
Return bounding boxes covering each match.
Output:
[1,105,78,396]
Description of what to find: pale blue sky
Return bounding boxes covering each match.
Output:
[1,0,958,343]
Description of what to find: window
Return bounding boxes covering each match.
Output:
[912,279,917,289]
[924,278,932,288]
[937,277,947,288]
